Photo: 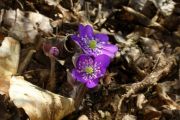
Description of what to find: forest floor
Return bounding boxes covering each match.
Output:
[0,0,180,120]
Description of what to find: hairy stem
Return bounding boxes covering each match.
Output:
[74,84,87,109]
[46,57,56,92]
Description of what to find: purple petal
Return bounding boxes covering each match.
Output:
[71,35,82,49]
[102,44,118,53]
[100,49,115,58]
[76,54,94,70]
[95,34,109,42]
[71,69,77,80]
[100,44,118,58]
[85,25,94,38]
[86,78,99,88]
[96,67,106,78]
[95,54,110,68]
[72,69,87,83]
[78,24,86,37]
[71,35,80,42]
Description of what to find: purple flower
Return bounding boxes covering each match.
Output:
[72,54,110,88]
[71,24,118,58]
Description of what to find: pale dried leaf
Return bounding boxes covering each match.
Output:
[78,115,89,120]
[0,37,20,76]
[45,0,61,6]
[153,0,175,16]
[2,9,52,44]
[136,94,147,109]
[121,114,137,120]
[9,76,75,120]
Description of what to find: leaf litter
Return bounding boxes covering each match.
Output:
[0,0,180,120]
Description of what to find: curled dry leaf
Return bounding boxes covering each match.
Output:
[9,76,75,120]
[136,94,147,109]
[155,84,180,110]
[2,9,52,44]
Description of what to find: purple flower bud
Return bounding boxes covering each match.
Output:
[49,46,59,57]
[72,54,110,88]
[71,24,118,58]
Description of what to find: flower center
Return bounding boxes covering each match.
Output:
[89,40,97,49]
[85,66,94,74]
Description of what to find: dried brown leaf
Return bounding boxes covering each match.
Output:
[156,84,180,110]
[143,106,161,120]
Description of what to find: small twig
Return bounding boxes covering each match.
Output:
[85,2,91,21]
[16,0,24,10]
[0,9,5,26]
[18,49,36,74]
[152,48,165,70]
[70,0,74,10]
[94,3,102,24]
[14,9,18,27]
[25,1,38,12]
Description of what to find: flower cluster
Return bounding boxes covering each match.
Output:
[71,24,118,88]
